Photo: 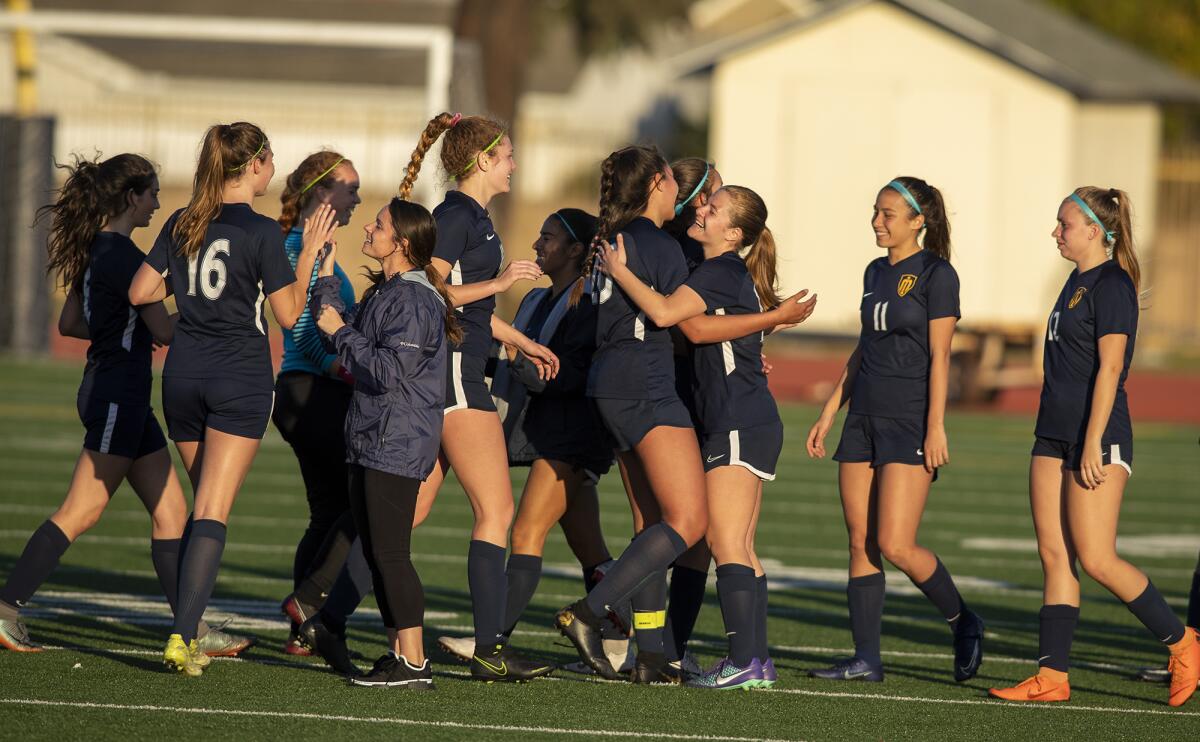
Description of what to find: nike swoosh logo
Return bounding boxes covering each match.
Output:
[706,454,726,463]
[959,644,979,674]
[474,656,508,675]
[1037,655,1051,663]
[843,669,873,679]
[486,233,496,240]
[916,449,924,455]
[863,292,873,297]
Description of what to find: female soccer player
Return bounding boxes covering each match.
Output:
[311,197,456,689]
[596,184,796,689]
[805,177,984,684]
[989,188,1199,706]
[129,122,327,676]
[0,154,245,658]
[396,112,559,681]
[554,146,814,684]
[272,150,369,655]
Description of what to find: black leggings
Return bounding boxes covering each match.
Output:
[272,372,356,598]
[347,464,423,630]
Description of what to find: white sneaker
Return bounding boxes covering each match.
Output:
[436,635,474,662]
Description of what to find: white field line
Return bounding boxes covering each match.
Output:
[0,699,799,742]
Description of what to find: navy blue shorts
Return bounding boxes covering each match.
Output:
[593,395,694,451]
[77,394,167,459]
[162,376,275,441]
[833,413,926,468]
[445,351,496,414]
[701,420,784,481]
[1032,436,1133,476]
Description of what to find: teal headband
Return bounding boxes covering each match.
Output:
[887,179,922,215]
[1068,193,1115,245]
[675,162,711,216]
[554,211,579,243]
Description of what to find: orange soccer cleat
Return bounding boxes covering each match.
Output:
[1167,627,1200,708]
[989,669,1070,703]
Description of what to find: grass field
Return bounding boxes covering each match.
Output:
[1,355,1198,741]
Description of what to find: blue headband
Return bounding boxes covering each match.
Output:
[554,211,579,243]
[1068,193,1115,245]
[675,162,711,216]
[887,180,922,216]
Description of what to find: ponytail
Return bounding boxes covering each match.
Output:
[398,112,506,199]
[571,145,668,306]
[887,176,951,262]
[1072,186,1140,292]
[174,122,268,259]
[37,153,157,292]
[721,185,783,308]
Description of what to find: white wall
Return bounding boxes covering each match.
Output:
[1072,103,1161,252]
[710,2,1161,333]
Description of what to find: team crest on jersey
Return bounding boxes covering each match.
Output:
[897,274,918,297]
[1068,286,1087,309]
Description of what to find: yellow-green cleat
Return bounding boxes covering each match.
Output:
[188,639,212,669]
[163,634,204,677]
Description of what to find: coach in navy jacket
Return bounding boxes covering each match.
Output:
[311,272,448,481]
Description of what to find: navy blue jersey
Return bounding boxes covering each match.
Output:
[849,249,960,421]
[678,234,705,274]
[146,204,295,386]
[587,217,690,400]
[684,252,779,432]
[77,232,154,405]
[432,191,503,358]
[1035,260,1137,443]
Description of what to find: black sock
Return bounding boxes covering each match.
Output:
[663,565,708,662]
[631,569,667,655]
[1187,568,1200,629]
[847,571,885,666]
[754,574,769,662]
[468,540,507,651]
[318,540,373,635]
[715,564,757,667]
[1037,604,1079,673]
[150,538,211,639]
[1126,581,1186,645]
[0,520,71,614]
[915,558,965,631]
[502,553,542,637]
[172,519,226,644]
[584,523,687,617]
[295,512,356,607]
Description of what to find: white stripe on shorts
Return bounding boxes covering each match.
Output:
[444,352,468,415]
[99,403,119,454]
[1110,443,1132,476]
[728,429,775,481]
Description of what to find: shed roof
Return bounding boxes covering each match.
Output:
[680,0,1200,104]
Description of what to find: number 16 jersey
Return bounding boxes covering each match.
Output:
[146,204,296,386]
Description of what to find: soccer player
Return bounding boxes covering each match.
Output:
[596,184,802,689]
[311,197,457,690]
[805,177,984,684]
[989,188,1199,706]
[394,112,559,682]
[554,146,813,684]
[128,122,324,676]
[0,153,246,658]
[271,150,371,656]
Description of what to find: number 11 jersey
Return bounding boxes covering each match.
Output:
[146,204,296,385]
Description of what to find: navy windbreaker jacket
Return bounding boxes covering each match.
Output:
[312,271,447,480]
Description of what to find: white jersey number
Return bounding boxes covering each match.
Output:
[187,239,231,300]
[872,301,889,332]
[1047,311,1061,342]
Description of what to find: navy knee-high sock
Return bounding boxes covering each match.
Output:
[0,520,71,619]
[631,570,668,655]
[715,564,758,667]
[663,565,708,662]
[172,519,226,644]
[583,523,688,619]
[754,574,770,662]
[502,553,543,637]
[468,540,508,651]
[847,571,885,665]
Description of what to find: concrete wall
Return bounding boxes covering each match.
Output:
[710,2,1162,334]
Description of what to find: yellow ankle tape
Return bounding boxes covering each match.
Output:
[632,610,667,630]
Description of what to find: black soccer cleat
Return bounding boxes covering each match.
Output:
[807,656,885,682]
[630,651,681,685]
[953,609,985,682]
[349,653,434,690]
[470,642,556,683]
[299,615,361,677]
[555,600,623,681]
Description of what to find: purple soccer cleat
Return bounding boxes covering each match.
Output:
[685,657,763,690]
